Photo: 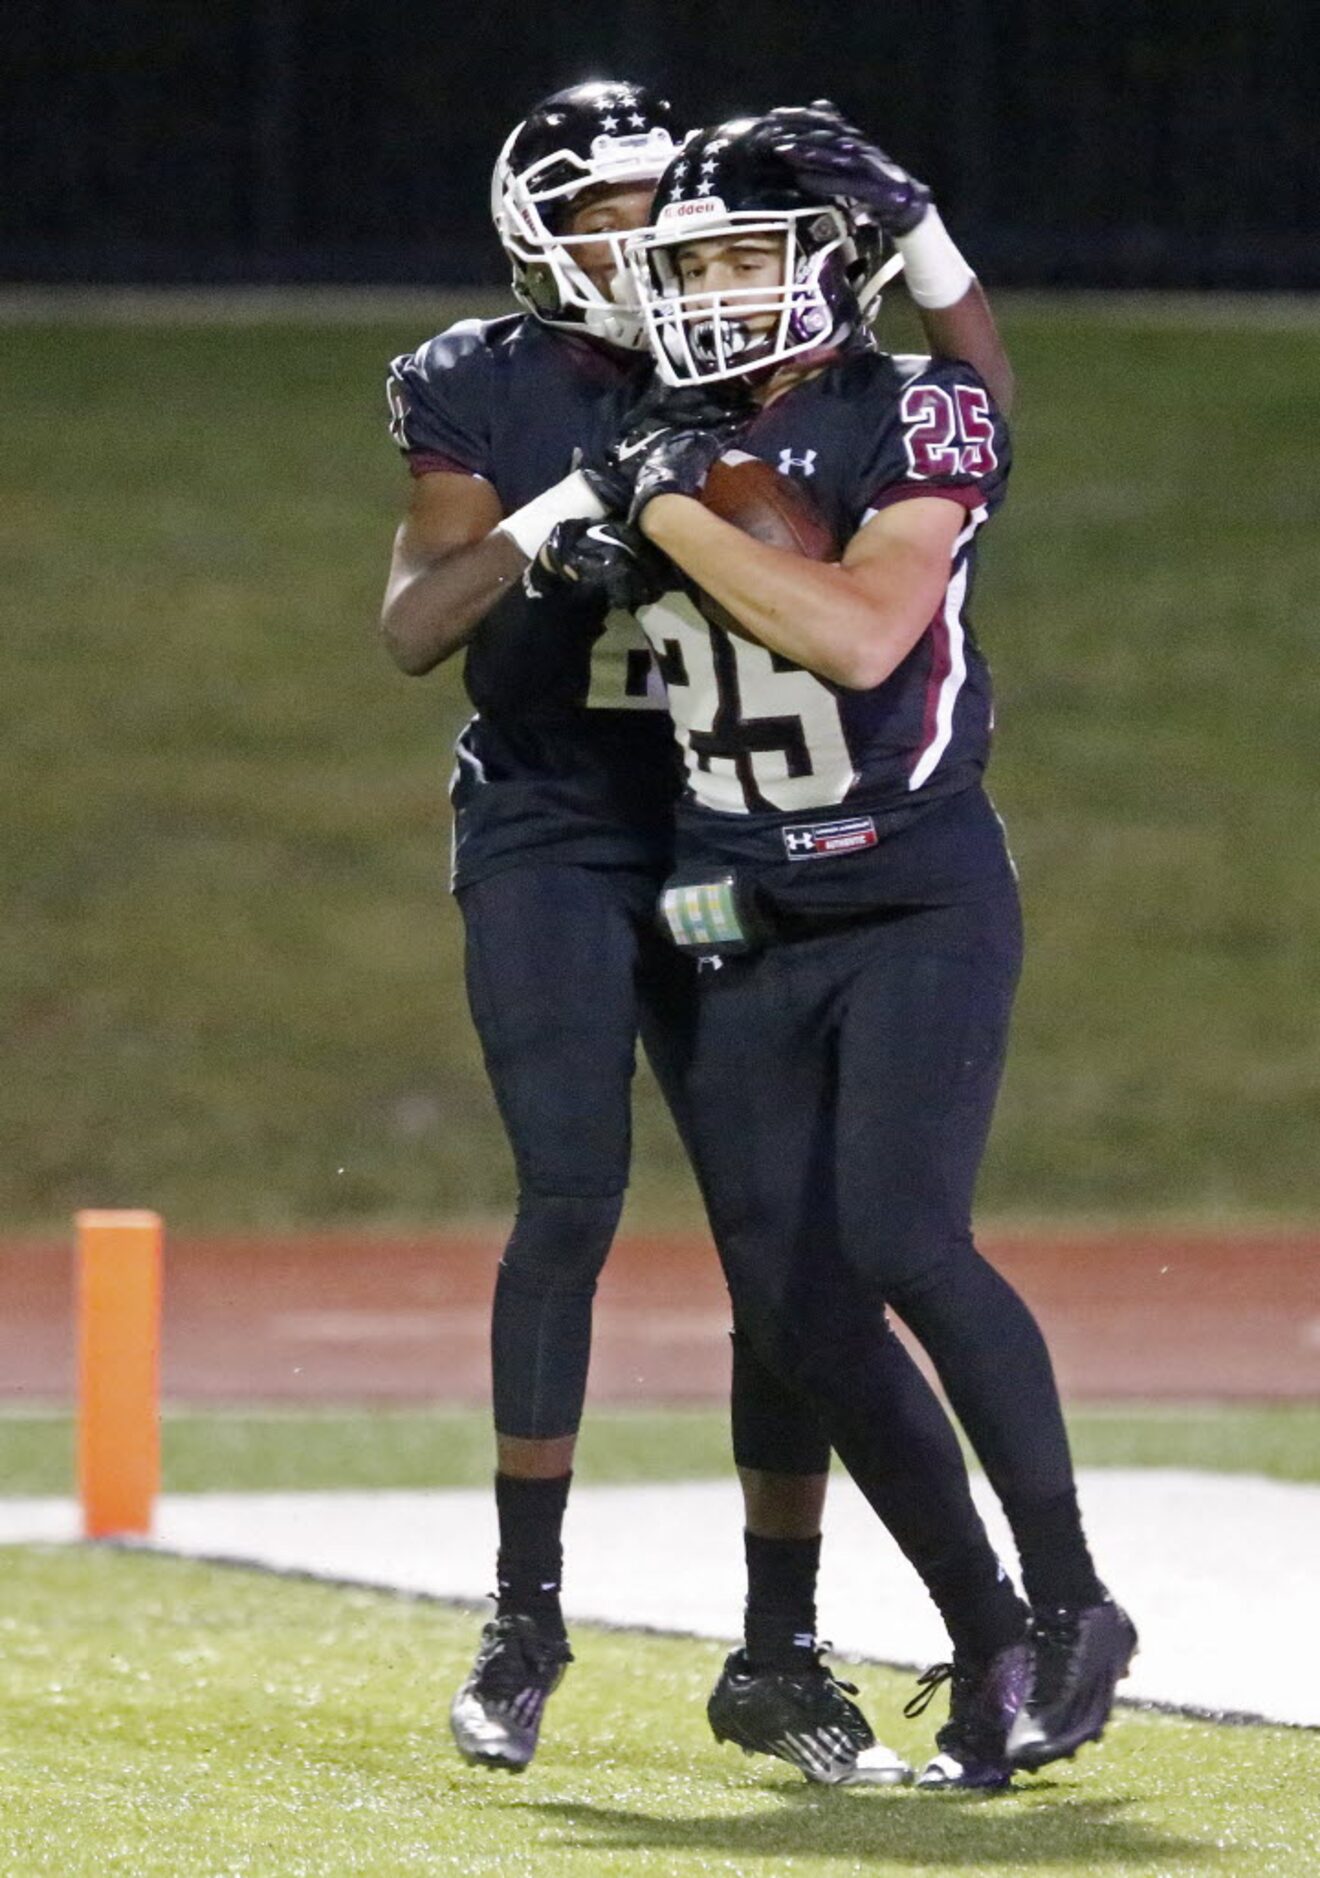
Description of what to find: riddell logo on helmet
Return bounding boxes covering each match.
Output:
[658,197,729,224]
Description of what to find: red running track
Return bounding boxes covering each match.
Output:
[0,1227,1316,1404]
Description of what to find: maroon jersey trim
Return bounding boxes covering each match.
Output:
[915,607,953,777]
[863,482,984,518]
[407,451,485,480]
[906,504,988,791]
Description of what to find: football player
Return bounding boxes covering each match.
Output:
[380,83,1028,1787]
[574,107,1138,1780]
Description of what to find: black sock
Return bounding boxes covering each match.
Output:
[494,1471,571,1638]
[920,1541,1028,1662]
[743,1531,821,1668]
[1005,1487,1105,1611]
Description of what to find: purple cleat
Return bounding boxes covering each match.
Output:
[1007,1596,1138,1770]
[909,1642,1032,1791]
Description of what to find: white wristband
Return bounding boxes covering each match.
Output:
[494,469,607,560]
[894,205,975,310]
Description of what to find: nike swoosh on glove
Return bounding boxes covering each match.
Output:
[524,516,672,611]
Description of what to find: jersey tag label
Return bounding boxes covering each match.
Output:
[782,816,877,861]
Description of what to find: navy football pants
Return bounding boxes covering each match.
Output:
[685,885,1080,1520]
[459,861,830,1466]
[461,862,1032,1630]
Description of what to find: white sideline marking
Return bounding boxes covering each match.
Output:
[2,1470,1316,1727]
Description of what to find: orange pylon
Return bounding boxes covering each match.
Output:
[76,1210,162,1538]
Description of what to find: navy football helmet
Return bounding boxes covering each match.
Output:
[492,82,678,350]
[626,115,901,386]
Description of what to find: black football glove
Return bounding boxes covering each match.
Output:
[751,102,931,237]
[580,380,755,515]
[626,428,729,525]
[523,516,671,611]
[626,377,758,434]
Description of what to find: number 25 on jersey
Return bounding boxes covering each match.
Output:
[900,383,997,480]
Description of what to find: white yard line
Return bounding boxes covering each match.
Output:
[2,1470,1316,1726]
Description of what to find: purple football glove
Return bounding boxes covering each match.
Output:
[753,103,931,237]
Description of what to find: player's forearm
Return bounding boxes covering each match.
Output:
[916,281,1014,415]
[640,497,926,691]
[379,531,526,676]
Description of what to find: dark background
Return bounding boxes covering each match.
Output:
[6,0,1317,289]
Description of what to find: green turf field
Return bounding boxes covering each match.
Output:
[3,297,1319,1226]
[0,1545,1314,1878]
[4,1398,1317,1871]
[5,1402,1319,1495]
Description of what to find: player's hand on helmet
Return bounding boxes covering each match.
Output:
[760,100,862,141]
[524,516,671,610]
[751,103,931,237]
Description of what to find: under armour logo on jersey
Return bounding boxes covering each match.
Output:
[783,816,877,859]
[778,448,818,477]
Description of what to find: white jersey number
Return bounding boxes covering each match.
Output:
[638,592,855,815]
[585,609,668,712]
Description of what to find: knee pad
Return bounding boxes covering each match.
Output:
[492,1190,624,1441]
[499,1189,625,1297]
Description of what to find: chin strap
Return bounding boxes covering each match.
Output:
[582,302,646,350]
[856,249,905,325]
[579,264,647,350]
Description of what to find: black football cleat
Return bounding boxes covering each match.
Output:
[449,1613,573,1771]
[908,1641,1031,1791]
[1006,1596,1138,1770]
[708,1646,910,1786]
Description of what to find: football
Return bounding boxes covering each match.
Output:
[699,452,837,561]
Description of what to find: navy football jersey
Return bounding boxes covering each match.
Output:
[638,346,1017,910]
[387,316,677,886]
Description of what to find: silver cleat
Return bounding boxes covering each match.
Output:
[450,1614,573,1771]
